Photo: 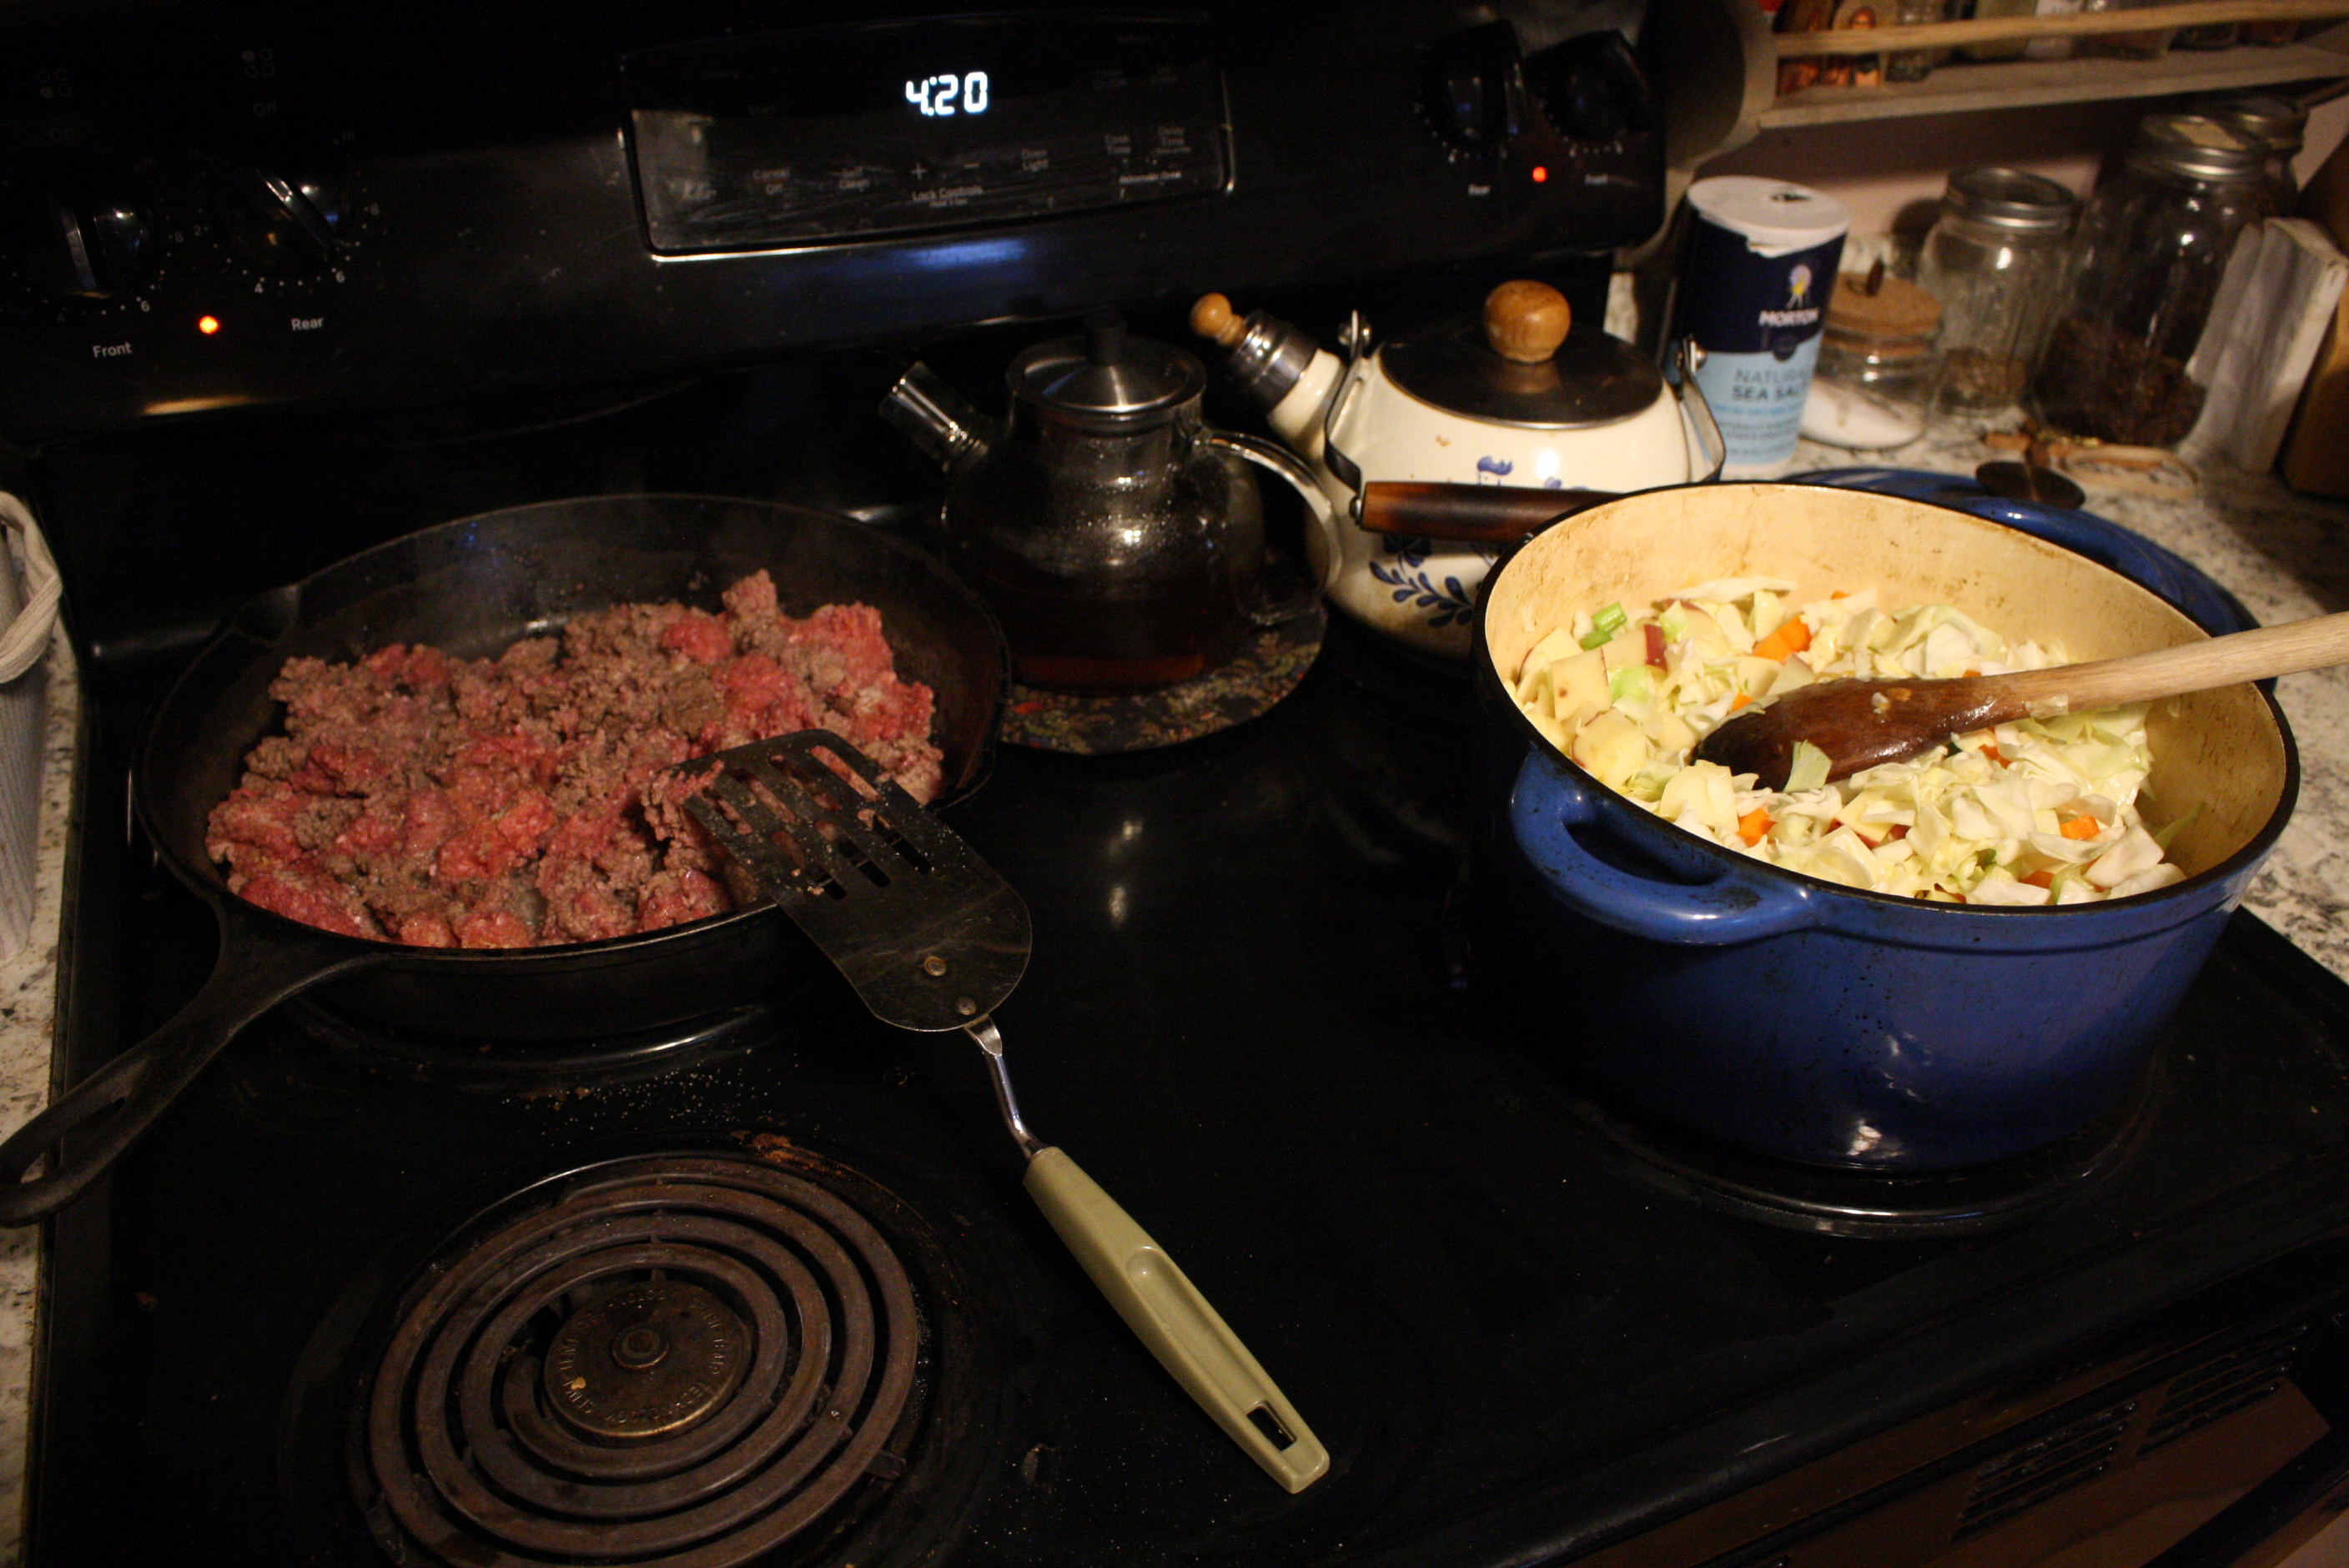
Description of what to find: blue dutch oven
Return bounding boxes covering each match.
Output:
[1474,477,2297,1171]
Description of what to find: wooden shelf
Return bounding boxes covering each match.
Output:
[1765,38,2349,125]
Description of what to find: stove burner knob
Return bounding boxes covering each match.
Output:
[1419,19,1529,158]
[214,167,346,274]
[1522,31,1663,149]
[1,178,154,300]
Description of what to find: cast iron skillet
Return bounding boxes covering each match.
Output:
[0,494,1009,1224]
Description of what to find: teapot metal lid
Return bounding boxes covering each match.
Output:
[1009,309,1206,429]
[1381,279,1665,430]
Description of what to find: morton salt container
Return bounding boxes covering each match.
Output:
[1669,176,1849,476]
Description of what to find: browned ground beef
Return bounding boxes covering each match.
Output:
[204,571,943,948]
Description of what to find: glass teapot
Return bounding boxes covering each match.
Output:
[883,311,1334,694]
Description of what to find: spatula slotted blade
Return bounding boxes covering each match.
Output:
[677,731,1029,1033]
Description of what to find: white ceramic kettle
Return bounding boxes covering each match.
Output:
[1193,280,1723,659]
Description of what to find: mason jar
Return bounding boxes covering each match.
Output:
[1918,166,2078,417]
[1803,268,1939,448]
[2201,91,2306,209]
[2024,113,2281,448]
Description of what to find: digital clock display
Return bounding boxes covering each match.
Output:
[905,71,991,118]
[626,15,1225,253]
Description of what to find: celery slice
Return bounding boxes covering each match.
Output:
[1784,739,1830,793]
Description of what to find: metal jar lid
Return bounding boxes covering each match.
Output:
[2200,92,2307,155]
[1009,309,1205,428]
[1940,166,2078,234]
[1381,279,1665,430]
[2124,112,2269,184]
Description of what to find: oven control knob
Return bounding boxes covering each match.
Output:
[1419,19,1529,158]
[1,178,155,300]
[1522,31,1663,149]
[214,168,347,274]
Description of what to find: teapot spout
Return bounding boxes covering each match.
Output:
[879,362,999,472]
[1190,294,1346,460]
[1190,294,1324,415]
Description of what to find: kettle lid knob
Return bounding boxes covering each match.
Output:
[1084,307,1129,366]
[1482,279,1571,364]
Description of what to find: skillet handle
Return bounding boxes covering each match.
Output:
[0,921,370,1224]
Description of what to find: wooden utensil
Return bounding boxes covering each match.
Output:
[1692,609,2349,789]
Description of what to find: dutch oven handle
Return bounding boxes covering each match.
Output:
[0,919,378,1224]
[1508,747,1825,945]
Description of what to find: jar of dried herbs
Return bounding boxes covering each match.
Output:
[2024,113,2281,449]
[1919,166,2077,417]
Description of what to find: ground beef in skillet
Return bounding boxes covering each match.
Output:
[203,570,945,948]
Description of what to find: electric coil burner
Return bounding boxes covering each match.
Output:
[290,998,784,1089]
[352,1151,965,1568]
[1540,1050,2162,1240]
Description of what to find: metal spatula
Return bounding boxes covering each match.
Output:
[676,731,1329,1494]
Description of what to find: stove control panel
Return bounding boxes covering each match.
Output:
[628,16,1228,251]
[0,2,1665,440]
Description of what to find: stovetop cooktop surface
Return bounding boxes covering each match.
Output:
[33,611,2349,1568]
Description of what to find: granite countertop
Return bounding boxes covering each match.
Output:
[0,443,2342,1562]
[0,627,76,1568]
[1789,424,2349,980]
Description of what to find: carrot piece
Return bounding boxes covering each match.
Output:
[2060,814,2101,841]
[1737,807,1772,846]
[1752,616,1811,662]
[2022,869,2055,888]
[1729,691,1753,712]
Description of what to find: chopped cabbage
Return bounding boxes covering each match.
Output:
[1513,586,2179,904]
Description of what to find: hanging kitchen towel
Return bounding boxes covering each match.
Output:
[2184,219,2349,475]
[0,495,61,961]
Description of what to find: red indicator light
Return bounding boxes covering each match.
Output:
[1531,166,1549,184]
[197,314,222,336]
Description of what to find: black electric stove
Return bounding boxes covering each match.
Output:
[25,415,2349,1563]
[9,3,2349,1562]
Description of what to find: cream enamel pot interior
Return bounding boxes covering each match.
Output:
[1473,482,2296,1171]
[1193,283,1723,661]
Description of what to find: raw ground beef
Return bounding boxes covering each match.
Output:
[204,570,944,948]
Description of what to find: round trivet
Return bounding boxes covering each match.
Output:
[999,600,1325,754]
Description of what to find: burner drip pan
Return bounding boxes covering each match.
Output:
[1557,1054,2161,1240]
[360,1153,926,1567]
[290,997,777,1087]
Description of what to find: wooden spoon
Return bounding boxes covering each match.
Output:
[1691,610,2349,789]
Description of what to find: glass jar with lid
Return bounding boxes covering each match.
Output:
[2199,91,2306,209]
[1918,166,2078,417]
[1803,263,1941,449]
[2024,112,2282,448]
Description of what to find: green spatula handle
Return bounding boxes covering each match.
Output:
[1024,1146,1330,1494]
